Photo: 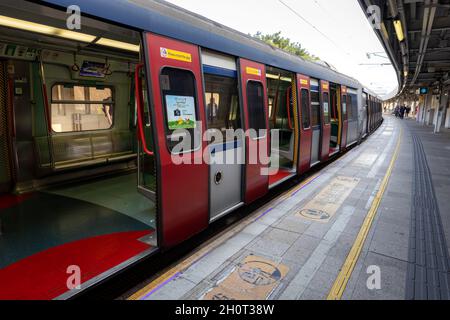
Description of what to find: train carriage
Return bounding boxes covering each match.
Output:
[0,0,383,299]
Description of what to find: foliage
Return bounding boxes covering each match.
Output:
[252,31,320,61]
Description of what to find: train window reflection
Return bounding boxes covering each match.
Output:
[51,84,113,132]
[301,89,311,129]
[322,92,330,124]
[311,90,320,127]
[204,73,242,142]
[247,81,266,139]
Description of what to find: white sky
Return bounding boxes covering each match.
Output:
[165,0,398,97]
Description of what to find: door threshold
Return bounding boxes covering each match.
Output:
[329,150,340,157]
[310,161,321,168]
[269,172,296,189]
[210,202,244,223]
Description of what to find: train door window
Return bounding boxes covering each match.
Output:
[343,94,349,121]
[347,94,353,120]
[160,67,200,152]
[301,89,311,129]
[247,81,266,139]
[311,90,320,127]
[322,92,330,124]
[204,73,241,141]
[348,94,357,121]
[51,84,114,132]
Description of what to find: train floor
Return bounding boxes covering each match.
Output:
[0,172,156,300]
[127,116,450,300]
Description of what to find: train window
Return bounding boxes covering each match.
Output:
[322,92,330,124]
[160,67,200,153]
[204,73,241,142]
[311,90,320,127]
[301,89,311,129]
[347,94,353,120]
[344,94,350,120]
[247,81,266,139]
[51,84,113,132]
[348,95,357,121]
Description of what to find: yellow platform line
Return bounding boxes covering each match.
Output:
[327,128,403,300]
[128,172,320,300]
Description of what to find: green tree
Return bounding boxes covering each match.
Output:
[252,31,319,61]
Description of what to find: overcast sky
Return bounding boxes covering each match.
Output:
[165,0,398,97]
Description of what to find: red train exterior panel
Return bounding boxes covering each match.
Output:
[144,33,209,248]
[239,58,269,203]
[320,80,331,161]
[297,74,312,174]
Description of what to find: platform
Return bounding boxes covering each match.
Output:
[128,116,450,300]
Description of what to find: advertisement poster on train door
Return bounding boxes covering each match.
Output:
[165,95,197,130]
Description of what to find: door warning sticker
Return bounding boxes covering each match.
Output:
[246,66,262,76]
[160,47,192,63]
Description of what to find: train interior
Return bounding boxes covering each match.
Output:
[329,83,341,155]
[266,66,297,186]
[0,4,158,299]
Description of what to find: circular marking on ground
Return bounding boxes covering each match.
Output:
[299,208,331,221]
[238,260,282,286]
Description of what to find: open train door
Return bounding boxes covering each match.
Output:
[297,74,312,174]
[138,33,209,248]
[320,80,331,161]
[340,86,348,149]
[238,59,269,203]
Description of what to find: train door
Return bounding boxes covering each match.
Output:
[340,86,348,149]
[361,92,368,137]
[140,33,208,248]
[320,80,331,161]
[238,59,269,203]
[310,79,321,166]
[266,66,298,187]
[201,50,244,222]
[329,83,341,155]
[0,61,13,193]
[297,74,312,174]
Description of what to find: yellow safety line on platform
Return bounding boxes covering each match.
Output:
[128,172,320,300]
[327,128,403,300]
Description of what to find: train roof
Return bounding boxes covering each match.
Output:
[41,0,362,89]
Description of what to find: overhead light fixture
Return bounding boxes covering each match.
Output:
[393,20,405,42]
[266,73,291,82]
[95,38,140,52]
[0,15,96,43]
[0,14,140,52]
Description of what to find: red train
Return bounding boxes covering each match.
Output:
[0,0,382,299]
